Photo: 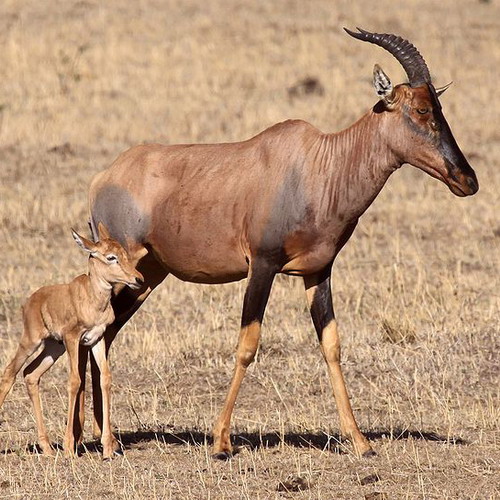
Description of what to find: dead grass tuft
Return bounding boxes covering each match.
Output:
[380,318,417,345]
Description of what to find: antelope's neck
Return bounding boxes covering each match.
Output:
[313,111,399,223]
[87,260,113,312]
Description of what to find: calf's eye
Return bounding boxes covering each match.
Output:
[416,108,429,115]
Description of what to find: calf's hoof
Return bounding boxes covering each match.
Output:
[63,438,77,458]
[38,441,55,457]
[102,438,122,460]
[63,448,77,459]
[41,447,55,457]
[212,450,233,461]
[102,448,123,461]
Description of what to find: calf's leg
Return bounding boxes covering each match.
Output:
[23,339,65,455]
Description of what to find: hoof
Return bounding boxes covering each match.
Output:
[212,451,233,461]
[42,448,55,457]
[38,442,55,457]
[102,450,121,461]
[362,449,377,458]
[102,446,123,460]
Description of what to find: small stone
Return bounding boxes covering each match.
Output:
[360,473,381,485]
[277,475,312,492]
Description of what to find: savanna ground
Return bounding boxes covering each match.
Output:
[0,0,499,498]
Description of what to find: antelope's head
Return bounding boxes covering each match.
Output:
[345,27,478,197]
[72,223,144,289]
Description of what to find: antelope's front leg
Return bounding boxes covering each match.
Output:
[75,345,89,445]
[212,259,276,459]
[91,337,118,459]
[63,333,82,457]
[90,325,118,440]
[304,270,374,457]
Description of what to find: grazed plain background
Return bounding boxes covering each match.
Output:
[0,0,498,498]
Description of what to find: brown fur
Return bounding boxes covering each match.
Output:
[87,72,478,458]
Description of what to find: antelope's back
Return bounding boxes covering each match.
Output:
[88,121,322,283]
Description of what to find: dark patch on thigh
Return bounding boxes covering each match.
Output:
[91,185,150,249]
[310,281,334,341]
[241,259,277,327]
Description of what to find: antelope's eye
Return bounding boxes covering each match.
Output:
[416,108,429,115]
[106,254,118,263]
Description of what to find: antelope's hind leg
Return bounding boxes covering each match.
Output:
[0,317,45,409]
[212,259,277,459]
[23,339,66,455]
[304,270,374,457]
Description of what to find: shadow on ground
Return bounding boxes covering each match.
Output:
[1,427,467,456]
[82,427,468,455]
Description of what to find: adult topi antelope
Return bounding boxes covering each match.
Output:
[0,224,143,458]
[88,28,478,458]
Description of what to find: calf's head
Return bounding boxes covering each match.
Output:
[72,223,144,289]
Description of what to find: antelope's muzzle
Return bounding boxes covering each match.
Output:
[128,272,145,290]
[444,158,479,197]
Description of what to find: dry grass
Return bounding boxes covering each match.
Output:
[0,0,499,498]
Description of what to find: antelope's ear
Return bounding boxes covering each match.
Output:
[97,222,112,241]
[435,81,452,97]
[373,64,393,101]
[71,229,97,254]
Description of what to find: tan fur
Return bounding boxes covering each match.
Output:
[0,223,143,458]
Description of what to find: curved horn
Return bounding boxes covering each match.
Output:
[344,27,431,87]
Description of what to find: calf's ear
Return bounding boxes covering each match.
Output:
[97,221,112,241]
[71,229,97,255]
